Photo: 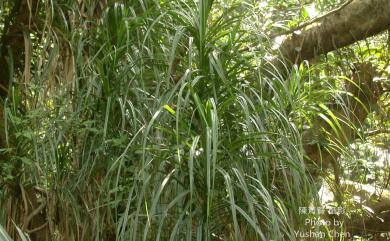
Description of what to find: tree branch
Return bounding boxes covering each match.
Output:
[277,0,390,64]
[270,0,354,39]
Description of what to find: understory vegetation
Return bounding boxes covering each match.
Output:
[0,0,389,240]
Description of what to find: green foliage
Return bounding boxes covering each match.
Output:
[0,0,388,240]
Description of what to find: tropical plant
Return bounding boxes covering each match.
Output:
[0,0,389,241]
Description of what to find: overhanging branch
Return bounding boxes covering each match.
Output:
[278,0,390,64]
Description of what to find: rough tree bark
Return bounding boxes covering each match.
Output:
[273,0,389,179]
[278,0,390,64]
[273,0,390,235]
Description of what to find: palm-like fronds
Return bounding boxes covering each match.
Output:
[0,1,319,240]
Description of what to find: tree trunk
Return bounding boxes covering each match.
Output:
[274,0,389,234]
[273,0,388,191]
[278,0,390,64]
